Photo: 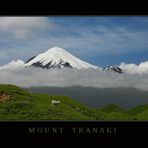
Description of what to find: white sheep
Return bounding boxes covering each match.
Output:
[76,107,80,111]
[51,100,61,106]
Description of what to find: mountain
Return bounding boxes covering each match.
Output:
[24,47,98,69]
[0,84,107,120]
[101,104,125,113]
[1,84,148,120]
[0,46,125,73]
[27,86,148,108]
[0,46,124,73]
[102,65,123,73]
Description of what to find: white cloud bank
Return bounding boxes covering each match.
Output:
[120,61,148,75]
[0,60,148,90]
[0,60,24,70]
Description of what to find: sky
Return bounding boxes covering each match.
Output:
[0,16,148,67]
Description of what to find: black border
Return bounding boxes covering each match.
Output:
[0,121,148,145]
[1,1,148,15]
[0,6,148,145]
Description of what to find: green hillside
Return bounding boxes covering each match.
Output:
[135,109,148,120]
[101,104,125,113]
[0,84,148,120]
[104,112,133,120]
[127,105,148,115]
[0,84,107,120]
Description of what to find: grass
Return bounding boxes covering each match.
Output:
[0,84,148,120]
[101,104,125,113]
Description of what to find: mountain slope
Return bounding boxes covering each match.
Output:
[24,47,98,69]
[102,66,123,73]
[0,84,108,120]
[127,105,148,115]
[1,84,148,120]
[101,104,125,113]
[27,86,148,108]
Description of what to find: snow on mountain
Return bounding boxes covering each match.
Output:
[102,65,123,73]
[0,60,24,70]
[24,47,99,69]
[3,46,148,75]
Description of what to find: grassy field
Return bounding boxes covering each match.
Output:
[0,84,148,120]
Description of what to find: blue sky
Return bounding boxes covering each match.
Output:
[0,16,148,67]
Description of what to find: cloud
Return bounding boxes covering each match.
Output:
[0,60,24,70]
[23,23,148,58]
[120,61,148,75]
[0,66,148,91]
[0,17,51,39]
[1,17,148,66]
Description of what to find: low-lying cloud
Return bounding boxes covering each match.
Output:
[0,60,24,70]
[120,61,148,75]
[0,63,148,90]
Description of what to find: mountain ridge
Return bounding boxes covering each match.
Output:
[24,46,99,69]
[0,46,123,73]
[0,84,148,120]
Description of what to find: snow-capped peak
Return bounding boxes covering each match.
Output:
[46,46,66,53]
[24,47,98,69]
[102,65,123,73]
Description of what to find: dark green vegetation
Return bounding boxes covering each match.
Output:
[0,84,148,120]
[27,86,148,108]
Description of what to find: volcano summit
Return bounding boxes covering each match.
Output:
[24,47,98,69]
